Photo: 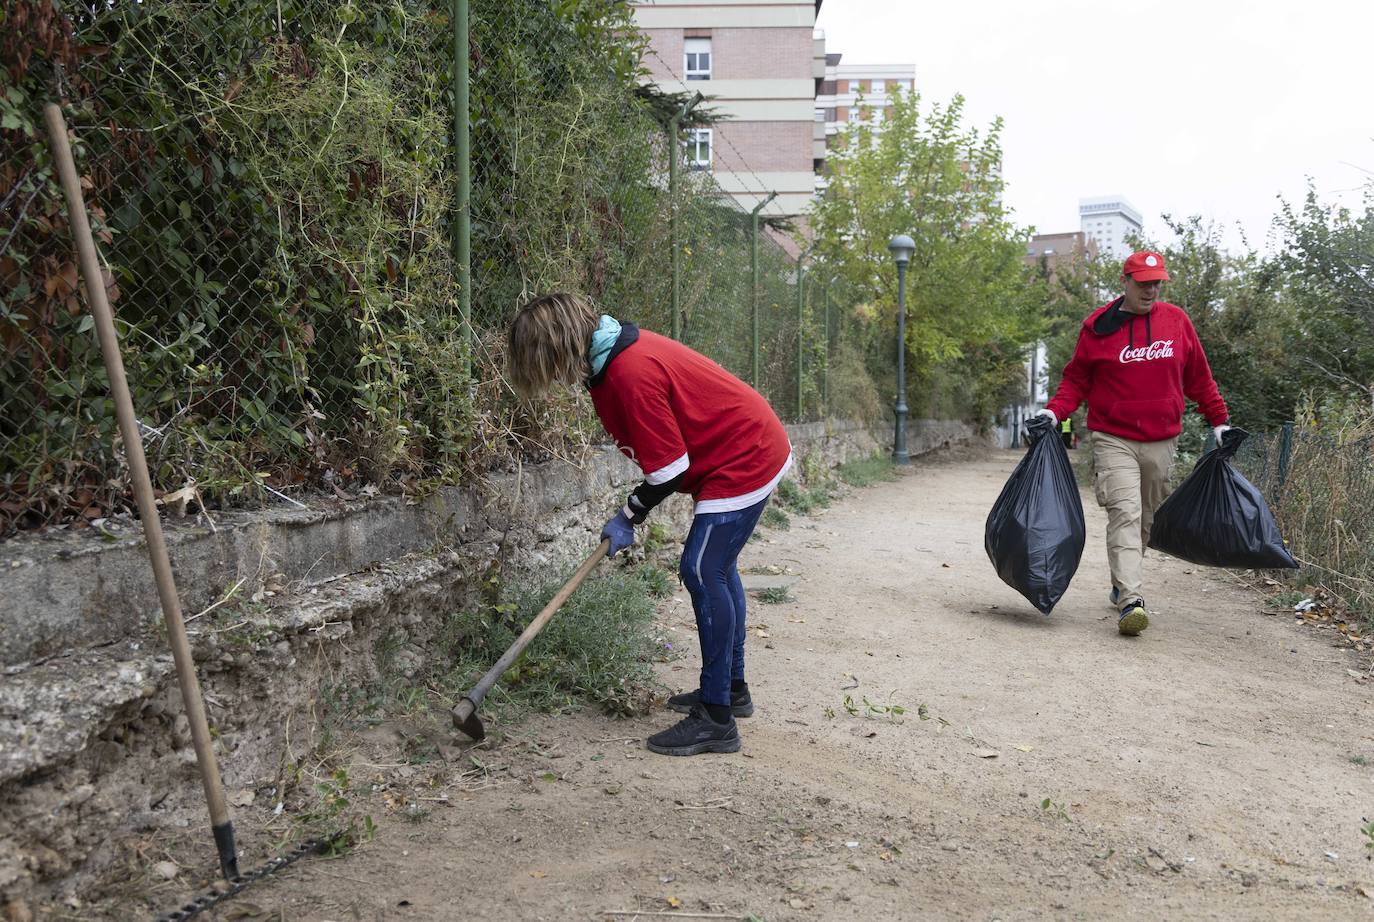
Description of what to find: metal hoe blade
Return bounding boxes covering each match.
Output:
[451,540,610,739]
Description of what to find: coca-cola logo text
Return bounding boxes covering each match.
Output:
[1119,340,1175,364]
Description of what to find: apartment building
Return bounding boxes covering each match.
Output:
[814,56,915,189]
[1079,196,1143,259]
[1025,231,1099,280]
[630,0,826,218]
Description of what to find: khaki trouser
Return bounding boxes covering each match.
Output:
[1091,431,1178,604]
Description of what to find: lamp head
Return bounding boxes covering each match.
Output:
[888,234,915,267]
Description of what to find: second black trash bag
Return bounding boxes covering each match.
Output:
[1147,428,1298,569]
[984,416,1086,614]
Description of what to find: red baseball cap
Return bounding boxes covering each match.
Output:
[1122,250,1170,282]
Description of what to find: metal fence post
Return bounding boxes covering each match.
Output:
[822,279,830,413]
[666,93,701,341]
[1278,420,1294,487]
[667,117,680,340]
[796,258,807,420]
[454,0,470,360]
[750,192,775,387]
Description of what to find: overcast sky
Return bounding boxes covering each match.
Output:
[815,0,1373,254]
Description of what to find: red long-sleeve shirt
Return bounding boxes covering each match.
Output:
[590,328,792,513]
[1045,299,1228,442]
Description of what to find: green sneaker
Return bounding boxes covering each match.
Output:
[1118,599,1149,636]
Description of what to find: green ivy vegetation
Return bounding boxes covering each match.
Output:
[1,0,862,535]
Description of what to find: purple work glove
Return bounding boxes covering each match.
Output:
[601,510,635,557]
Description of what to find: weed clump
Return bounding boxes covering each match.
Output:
[836,453,898,487]
[760,505,791,530]
[437,565,668,720]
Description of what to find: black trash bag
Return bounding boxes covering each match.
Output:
[1147,428,1298,569]
[984,415,1086,614]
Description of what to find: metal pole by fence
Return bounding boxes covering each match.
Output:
[453,0,470,356]
[796,260,806,419]
[822,279,830,413]
[1278,421,1294,487]
[750,192,775,388]
[667,116,680,341]
[667,93,701,341]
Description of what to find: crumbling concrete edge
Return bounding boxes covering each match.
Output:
[0,418,978,911]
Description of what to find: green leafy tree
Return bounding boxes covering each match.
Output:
[809,92,1040,423]
[1278,186,1374,417]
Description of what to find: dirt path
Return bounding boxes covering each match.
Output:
[207,447,1374,921]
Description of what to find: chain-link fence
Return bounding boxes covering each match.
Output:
[1,0,892,539]
[1233,425,1374,614]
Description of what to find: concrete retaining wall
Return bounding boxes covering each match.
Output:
[0,417,978,910]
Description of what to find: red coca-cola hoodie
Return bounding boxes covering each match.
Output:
[1045,297,1228,442]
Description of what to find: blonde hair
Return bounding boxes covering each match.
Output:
[507,292,601,398]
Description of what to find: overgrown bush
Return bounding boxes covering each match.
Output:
[1234,399,1374,621]
[0,0,869,538]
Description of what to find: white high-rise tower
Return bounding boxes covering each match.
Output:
[1079,196,1143,259]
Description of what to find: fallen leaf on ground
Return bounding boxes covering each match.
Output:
[973,749,999,759]
[665,896,681,908]
[1013,745,1033,752]
[530,870,547,878]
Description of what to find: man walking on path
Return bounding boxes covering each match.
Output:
[1034,251,1231,636]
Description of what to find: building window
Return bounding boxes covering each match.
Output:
[684,128,712,170]
[684,38,711,81]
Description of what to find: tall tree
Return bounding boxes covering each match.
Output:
[810,92,1040,421]
[1278,186,1374,416]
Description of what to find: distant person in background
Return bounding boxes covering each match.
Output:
[1034,251,1231,637]
[506,293,792,756]
[1060,416,1074,449]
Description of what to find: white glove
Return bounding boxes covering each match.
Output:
[1036,408,1058,426]
[1213,424,1232,443]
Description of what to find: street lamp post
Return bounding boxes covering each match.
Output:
[888,234,915,463]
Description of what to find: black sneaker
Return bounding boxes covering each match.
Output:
[1118,598,1149,636]
[667,685,755,718]
[645,706,741,756]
